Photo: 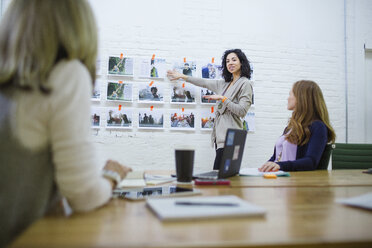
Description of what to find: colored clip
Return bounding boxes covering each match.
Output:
[119,81,123,84]
[211,106,214,113]
[150,106,154,111]
[182,108,184,112]
[182,82,185,88]
[212,57,215,64]
[149,81,154,86]
[151,54,155,60]
[118,105,122,111]
[183,57,186,63]
[120,53,124,59]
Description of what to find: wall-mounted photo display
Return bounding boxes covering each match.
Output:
[170,109,195,130]
[243,111,255,132]
[139,55,167,79]
[170,82,196,104]
[138,108,164,129]
[200,87,217,104]
[106,81,132,102]
[173,59,197,77]
[107,55,134,76]
[91,107,101,128]
[91,79,101,101]
[200,107,215,130]
[200,61,222,80]
[106,107,133,129]
[138,81,165,103]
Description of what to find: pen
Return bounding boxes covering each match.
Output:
[175,201,239,207]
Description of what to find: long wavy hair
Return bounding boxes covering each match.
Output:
[286,80,336,146]
[0,0,97,93]
[221,49,252,82]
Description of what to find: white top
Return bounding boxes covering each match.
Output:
[11,60,112,212]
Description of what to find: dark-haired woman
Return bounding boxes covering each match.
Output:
[167,49,253,169]
[259,80,336,172]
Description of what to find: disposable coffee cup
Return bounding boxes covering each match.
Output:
[175,148,195,183]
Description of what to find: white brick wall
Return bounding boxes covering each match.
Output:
[2,0,371,171]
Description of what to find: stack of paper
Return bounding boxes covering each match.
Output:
[239,168,290,177]
[336,192,372,210]
[118,170,146,188]
[146,195,266,221]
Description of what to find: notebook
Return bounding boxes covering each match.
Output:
[146,195,266,221]
[194,129,247,179]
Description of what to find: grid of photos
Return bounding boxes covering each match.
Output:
[200,108,215,130]
[170,109,195,130]
[138,109,164,129]
[139,57,167,79]
[173,60,197,77]
[91,107,101,128]
[200,87,217,104]
[138,81,165,103]
[106,107,133,129]
[243,111,255,132]
[201,62,222,79]
[91,79,101,101]
[171,82,196,104]
[106,81,132,102]
[108,56,134,76]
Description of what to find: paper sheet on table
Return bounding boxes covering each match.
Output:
[145,174,176,185]
[336,192,372,210]
[239,168,290,177]
[118,170,146,188]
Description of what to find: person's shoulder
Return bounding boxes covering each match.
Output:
[310,120,327,133]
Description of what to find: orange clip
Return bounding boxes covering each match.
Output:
[182,108,184,112]
[151,54,155,60]
[182,82,185,88]
[174,113,177,117]
[263,174,277,179]
[211,106,214,113]
[212,57,215,64]
[183,57,186,63]
[119,81,123,84]
[120,53,124,59]
[118,105,122,111]
[222,96,227,103]
[149,81,154,86]
[150,106,154,111]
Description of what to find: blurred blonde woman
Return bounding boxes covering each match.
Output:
[259,80,336,172]
[0,0,131,246]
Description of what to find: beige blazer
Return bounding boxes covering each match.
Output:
[187,76,252,148]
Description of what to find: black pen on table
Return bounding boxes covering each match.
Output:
[175,201,239,207]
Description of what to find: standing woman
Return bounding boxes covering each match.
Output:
[167,49,253,169]
[259,80,336,172]
[0,0,131,246]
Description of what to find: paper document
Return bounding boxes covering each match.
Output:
[336,192,372,211]
[118,170,146,188]
[239,168,290,177]
[145,174,176,185]
[146,195,266,221]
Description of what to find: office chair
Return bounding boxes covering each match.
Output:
[317,143,335,170]
[332,143,372,169]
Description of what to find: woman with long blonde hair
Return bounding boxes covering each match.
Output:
[0,1,131,246]
[260,80,336,172]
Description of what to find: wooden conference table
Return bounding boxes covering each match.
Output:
[10,170,372,248]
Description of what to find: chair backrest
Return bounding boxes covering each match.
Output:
[317,143,335,170]
[332,143,372,169]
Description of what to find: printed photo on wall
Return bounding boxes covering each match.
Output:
[106,107,133,129]
[173,60,197,77]
[107,56,134,76]
[91,107,101,128]
[138,109,164,129]
[201,63,222,80]
[243,111,255,132]
[170,109,195,130]
[139,57,167,79]
[200,87,217,104]
[138,81,165,103]
[106,81,132,102]
[200,108,215,130]
[171,82,196,104]
[91,79,101,101]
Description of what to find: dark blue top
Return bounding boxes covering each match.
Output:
[268,121,328,171]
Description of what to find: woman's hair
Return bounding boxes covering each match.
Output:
[0,0,97,93]
[286,80,336,146]
[221,49,252,82]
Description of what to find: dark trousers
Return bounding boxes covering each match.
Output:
[213,148,224,170]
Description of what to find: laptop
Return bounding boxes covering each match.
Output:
[194,128,247,179]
